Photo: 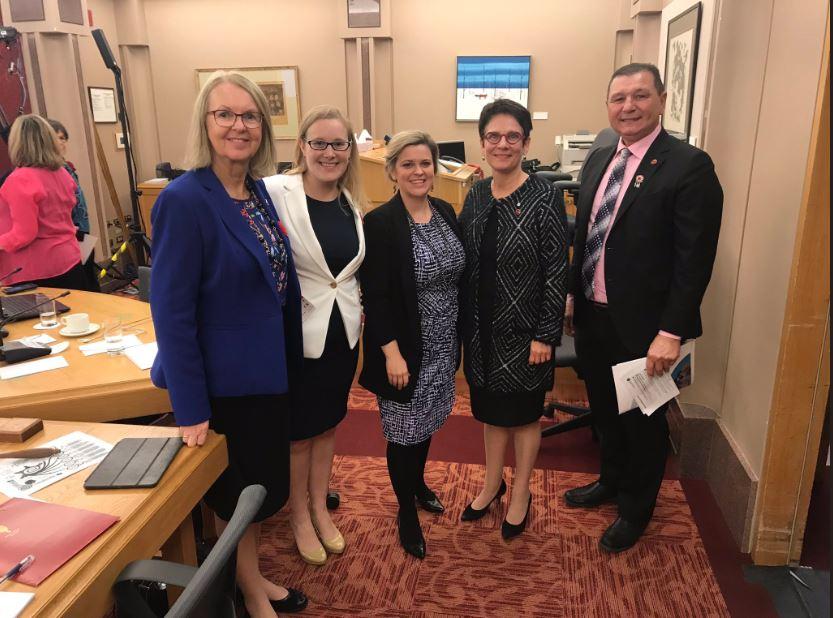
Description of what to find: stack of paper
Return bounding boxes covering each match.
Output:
[0,356,69,380]
[78,335,142,356]
[612,341,696,415]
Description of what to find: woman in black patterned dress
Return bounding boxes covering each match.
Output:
[458,99,568,539]
[359,130,465,559]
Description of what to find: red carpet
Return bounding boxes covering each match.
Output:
[260,456,728,617]
[256,386,738,617]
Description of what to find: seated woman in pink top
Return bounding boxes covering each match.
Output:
[0,114,92,290]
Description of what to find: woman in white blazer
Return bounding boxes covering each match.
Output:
[263,106,366,565]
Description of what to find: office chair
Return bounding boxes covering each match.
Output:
[534,169,574,184]
[542,180,592,438]
[114,484,266,618]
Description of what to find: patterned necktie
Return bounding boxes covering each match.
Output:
[581,148,631,299]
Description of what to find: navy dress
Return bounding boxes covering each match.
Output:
[290,195,360,441]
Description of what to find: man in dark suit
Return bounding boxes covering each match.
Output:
[563,63,722,552]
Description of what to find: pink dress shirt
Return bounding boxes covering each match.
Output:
[0,166,81,285]
[569,123,679,339]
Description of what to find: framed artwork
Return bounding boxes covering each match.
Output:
[87,86,117,123]
[347,0,381,28]
[663,3,702,140]
[196,66,301,140]
[455,56,530,122]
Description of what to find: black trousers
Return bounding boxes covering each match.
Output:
[29,261,99,293]
[574,302,669,526]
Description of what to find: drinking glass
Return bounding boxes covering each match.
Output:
[39,301,58,328]
[103,318,124,355]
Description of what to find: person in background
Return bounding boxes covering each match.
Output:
[47,119,100,292]
[359,130,465,559]
[564,63,722,553]
[0,114,94,291]
[458,99,568,540]
[263,106,366,565]
[149,71,307,617]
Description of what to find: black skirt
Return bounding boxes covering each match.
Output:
[470,385,545,428]
[290,303,359,441]
[203,393,290,522]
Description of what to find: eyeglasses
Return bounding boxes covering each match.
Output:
[305,139,352,152]
[483,131,524,145]
[208,109,263,129]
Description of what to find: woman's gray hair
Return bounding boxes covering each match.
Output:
[383,130,439,181]
[183,71,276,179]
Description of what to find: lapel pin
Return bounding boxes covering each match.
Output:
[634,174,644,188]
[515,203,521,217]
[650,159,658,165]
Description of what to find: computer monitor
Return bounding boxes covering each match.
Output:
[437,141,466,164]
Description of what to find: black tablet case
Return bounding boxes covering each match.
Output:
[84,437,182,489]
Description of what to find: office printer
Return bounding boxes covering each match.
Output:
[555,133,597,177]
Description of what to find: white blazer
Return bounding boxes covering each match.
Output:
[263,173,365,359]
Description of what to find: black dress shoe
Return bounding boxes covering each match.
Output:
[397,510,426,559]
[415,487,445,513]
[501,494,532,540]
[269,587,309,613]
[599,517,647,553]
[564,481,617,508]
[460,479,507,522]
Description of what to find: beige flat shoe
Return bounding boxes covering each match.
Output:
[293,528,327,565]
[312,513,346,554]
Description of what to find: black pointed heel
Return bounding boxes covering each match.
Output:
[460,479,507,522]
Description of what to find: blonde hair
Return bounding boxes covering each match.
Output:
[383,130,439,181]
[288,105,368,212]
[183,71,276,179]
[8,114,64,170]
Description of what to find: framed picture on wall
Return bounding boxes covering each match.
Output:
[88,87,117,123]
[663,2,702,140]
[455,56,530,122]
[347,0,381,28]
[196,66,301,140]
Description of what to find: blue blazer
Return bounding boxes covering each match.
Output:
[149,167,302,426]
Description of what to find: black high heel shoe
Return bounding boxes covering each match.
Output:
[460,479,507,522]
[415,487,445,513]
[397,509,426,559]
[501,493,532,540]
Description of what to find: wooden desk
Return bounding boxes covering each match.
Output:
[359,147,477,213]
[2,421,226,618]
[137,179,169,239]
[0,289,171,422]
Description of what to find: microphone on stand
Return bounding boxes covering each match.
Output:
[0,266,22,285]
[0,290,70,341]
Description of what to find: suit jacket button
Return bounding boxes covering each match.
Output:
[330,282,337,289]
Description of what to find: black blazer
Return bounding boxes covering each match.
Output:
[570,128,723,354]
[359,193,463,403]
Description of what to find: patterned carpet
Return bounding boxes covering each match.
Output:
[258,387,730,617]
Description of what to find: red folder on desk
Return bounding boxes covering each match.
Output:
[0,498,119,586]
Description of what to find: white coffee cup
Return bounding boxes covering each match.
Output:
[61,313,90,333]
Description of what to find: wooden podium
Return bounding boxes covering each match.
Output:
[137,178,170,239]
[359,146,477,213]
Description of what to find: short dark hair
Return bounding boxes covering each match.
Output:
[607,63,665,96]
[478,98,532,139]
[47,118,68,139]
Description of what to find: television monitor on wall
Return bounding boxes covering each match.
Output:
[455,55,531,122]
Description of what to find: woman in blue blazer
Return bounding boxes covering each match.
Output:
[150,71,307,616]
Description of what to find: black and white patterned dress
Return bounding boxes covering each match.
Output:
[379,206,466,445]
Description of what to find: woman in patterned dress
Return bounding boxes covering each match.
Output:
[150,72,307,616]
[458,99,568,539]
[359,131,465,559]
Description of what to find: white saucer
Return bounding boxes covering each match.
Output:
[59,323,100,337]
[49,341,70,355]
[33,323,59,330]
